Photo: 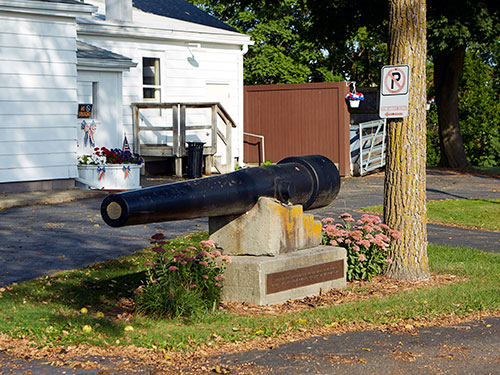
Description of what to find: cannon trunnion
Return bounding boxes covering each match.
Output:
[100,155,341,228]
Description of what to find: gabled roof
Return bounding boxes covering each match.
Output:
[77,40,136,69]
[132,0,237,32]
[77,40,130,61]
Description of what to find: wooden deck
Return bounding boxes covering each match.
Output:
[132,102,236,176]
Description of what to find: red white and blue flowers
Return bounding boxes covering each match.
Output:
[346,92,365,101]
[78,147,143,166]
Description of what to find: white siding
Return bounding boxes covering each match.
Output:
[76,70,124,154]
[0,11,78,184]
[78,36,244,159]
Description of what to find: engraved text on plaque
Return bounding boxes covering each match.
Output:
[266,259,344,295]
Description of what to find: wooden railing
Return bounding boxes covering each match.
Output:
[132,102,236,176]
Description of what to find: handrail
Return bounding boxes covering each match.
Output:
[132,102,236,128]
[131,102,236,176]
[215,104,237,128]
[244,132,265,164]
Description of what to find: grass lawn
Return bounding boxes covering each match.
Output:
[0,231,499,353]
[474,166,500,176]
[363,198,500,231]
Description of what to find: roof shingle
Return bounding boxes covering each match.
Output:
[132,0,237,32]
[77,40,133,63]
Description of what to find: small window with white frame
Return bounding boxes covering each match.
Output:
[142,57,161,101]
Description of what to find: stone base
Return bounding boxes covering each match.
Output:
[209,197,322,256]
[222,245,346,305]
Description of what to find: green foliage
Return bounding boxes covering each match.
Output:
[189,0,324,84]
[135,235,230,320]
[317,26,387,86]
[427,0,500,55]
[426,44,500,167]
[458,45,500,167]
[426,101,440,166]
[321,213,401,281]
[189,0,385,85]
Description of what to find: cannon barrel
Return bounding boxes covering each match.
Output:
[101,154,340,227]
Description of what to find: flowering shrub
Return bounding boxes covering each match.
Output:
[135,234,231,319]
[345,92,365,101]
[78,147,143,165]
[322,213,401,281]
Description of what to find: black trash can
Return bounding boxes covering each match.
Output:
[186,141,205,178]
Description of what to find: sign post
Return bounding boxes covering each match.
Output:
[379,65,409,118]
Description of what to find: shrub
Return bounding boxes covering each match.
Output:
[135,235,230,320]
[426,105,440,166]
[321,213,400,281]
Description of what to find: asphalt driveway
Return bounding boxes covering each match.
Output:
[1,170,499,287]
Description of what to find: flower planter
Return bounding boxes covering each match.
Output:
[77,164,141,190]
[349,100,361,108]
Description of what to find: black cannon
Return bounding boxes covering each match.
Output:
[101,154,341,227]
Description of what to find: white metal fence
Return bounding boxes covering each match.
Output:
[350,119,386,176]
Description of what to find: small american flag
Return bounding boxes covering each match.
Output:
[122,133,131,152]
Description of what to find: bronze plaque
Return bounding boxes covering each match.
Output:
[266,260,344,295]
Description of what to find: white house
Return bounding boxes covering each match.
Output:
[0,0,251,193]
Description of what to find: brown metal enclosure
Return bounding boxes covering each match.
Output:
[244,82,350,176]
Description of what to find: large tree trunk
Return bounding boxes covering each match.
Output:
[434,46,470,169]
[384,0,429,280]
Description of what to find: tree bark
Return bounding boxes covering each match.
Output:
[434,46,470,169]
[384,0,430,280]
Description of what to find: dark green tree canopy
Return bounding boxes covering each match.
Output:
[191,0,326,84]
[427,0,499,53]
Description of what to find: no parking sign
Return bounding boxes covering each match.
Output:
[379,65,409,118]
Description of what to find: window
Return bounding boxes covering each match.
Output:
[143,57,161,100]
[92,82,98,119]
[77,80,98,119]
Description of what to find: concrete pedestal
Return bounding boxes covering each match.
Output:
[209,197,322,256]
[222,246,346,305]
[210,197,346,305]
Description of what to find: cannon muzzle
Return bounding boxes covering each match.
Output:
[101,154,340,227]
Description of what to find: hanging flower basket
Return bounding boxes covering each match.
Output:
[346,92,364,108]
[349,100,361,108]
[426,97,435,111]
[77,147,143,190]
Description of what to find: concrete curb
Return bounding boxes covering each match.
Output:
[0,189,107,210]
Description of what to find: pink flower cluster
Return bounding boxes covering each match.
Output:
[148,233,231,266]
[322,213,400,269]
[322,213,401,257]
[144,233,233,296]
[200,239,216,249]
[136,234,231,315]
